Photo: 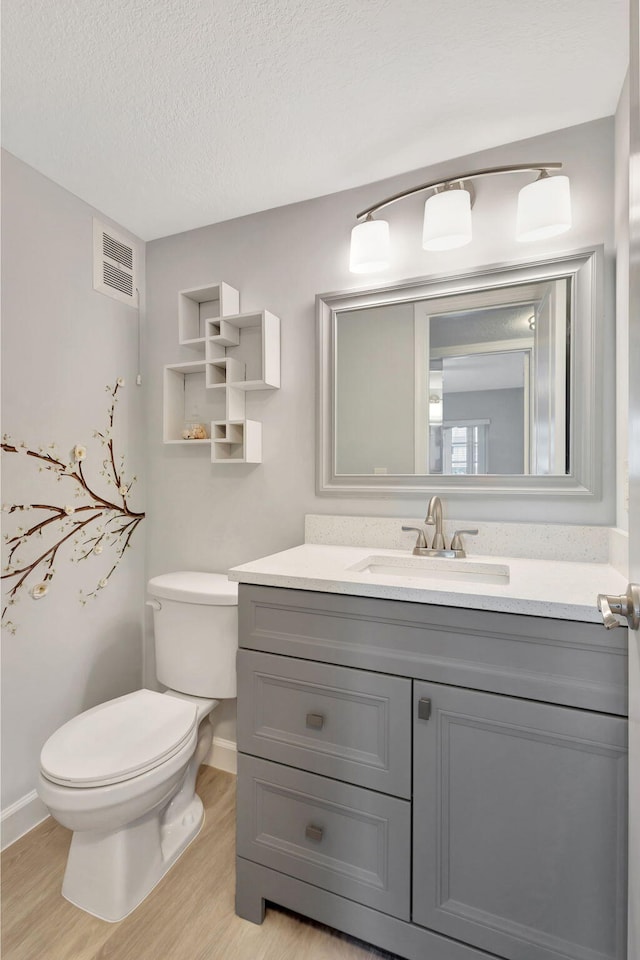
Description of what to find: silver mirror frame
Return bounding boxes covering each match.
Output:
[316,247,603,498]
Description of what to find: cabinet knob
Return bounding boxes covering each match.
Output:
[305,824,324,842]
[306,712,325,730]
[417,697,432,721]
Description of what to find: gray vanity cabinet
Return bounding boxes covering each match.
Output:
[412,681,627,960]
[236,585,628,960]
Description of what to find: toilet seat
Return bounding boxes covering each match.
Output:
[40,690,198,788]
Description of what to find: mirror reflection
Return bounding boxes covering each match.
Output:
[335,277,570,477]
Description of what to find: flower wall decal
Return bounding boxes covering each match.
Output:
[1,379,145,633]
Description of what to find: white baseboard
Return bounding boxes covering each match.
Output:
[1,790,49,851]
[205,736,237,775]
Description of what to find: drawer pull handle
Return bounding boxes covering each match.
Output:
[306,712,325,730]
[305,824,324,842]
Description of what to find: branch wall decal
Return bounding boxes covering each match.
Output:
[1,379,145,633]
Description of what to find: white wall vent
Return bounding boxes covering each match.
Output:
[93,219,138,306]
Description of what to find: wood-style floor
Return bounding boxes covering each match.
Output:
[1,766,397,960]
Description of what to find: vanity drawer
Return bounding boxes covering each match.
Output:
[236,754,411,920]
[239,585,628,716]
[237,650,411,797]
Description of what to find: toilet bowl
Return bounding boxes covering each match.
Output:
[37,572,238,922]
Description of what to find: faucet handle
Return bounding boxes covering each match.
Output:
[402,525,428,549]
[450,529,479,553]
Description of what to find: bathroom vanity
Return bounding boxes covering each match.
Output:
[231,545,628,960]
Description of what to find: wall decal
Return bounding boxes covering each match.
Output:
[1,379,145,632]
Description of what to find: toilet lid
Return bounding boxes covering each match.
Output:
[40,690,198,787]
[147,571,238,605]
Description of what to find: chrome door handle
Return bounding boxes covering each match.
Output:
[597,583,640,630]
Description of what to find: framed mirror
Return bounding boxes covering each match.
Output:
[317,248,602,497]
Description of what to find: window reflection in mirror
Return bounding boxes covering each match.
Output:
[335,277,570,477]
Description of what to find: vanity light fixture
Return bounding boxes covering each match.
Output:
[422,184,473,251]
[349,215,390,273]
[349,163,571,273]
[516,171,572,242]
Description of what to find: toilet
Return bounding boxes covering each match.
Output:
[37,571,238,922]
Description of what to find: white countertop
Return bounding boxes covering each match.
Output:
[228,543,628,623]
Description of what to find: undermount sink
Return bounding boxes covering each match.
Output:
[348,555,511,585]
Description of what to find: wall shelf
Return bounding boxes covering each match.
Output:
[205,357,246,389]
[205,311,280,390]
[164,439,211,446]
[163,281,280,461]
[207,318,241,347]
[178,281,240,345]
[211,420,262,463]
[163,362,214,443]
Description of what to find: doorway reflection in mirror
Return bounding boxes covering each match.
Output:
[335,276,569,478]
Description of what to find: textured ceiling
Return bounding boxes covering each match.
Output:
[1,0,628,241]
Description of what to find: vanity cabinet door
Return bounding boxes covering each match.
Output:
[412,682,627,960]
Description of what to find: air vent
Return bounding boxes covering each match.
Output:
[103,233,133,271]
[103,262,134,297]
[93,219,138,306]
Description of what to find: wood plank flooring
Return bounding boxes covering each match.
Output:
[1,766,397,960]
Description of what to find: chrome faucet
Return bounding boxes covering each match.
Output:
[401,495,479,558]
[425,496,446,550]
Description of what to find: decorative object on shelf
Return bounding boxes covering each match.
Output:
[1,379,145,633]
[163,281,280,463]
[182,422,208,440]
[349,163,572,273]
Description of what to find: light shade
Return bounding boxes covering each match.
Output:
[349,219,390,273]
[422,189,472,251]
[516,175,571,242]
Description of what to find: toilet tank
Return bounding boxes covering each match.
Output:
[147,572,238,698]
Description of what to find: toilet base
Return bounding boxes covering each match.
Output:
[62,794,205,922]
[46,707,216,922]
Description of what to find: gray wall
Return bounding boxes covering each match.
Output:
[443,388,525,475]
[336,303,415,475]
[1,152,146,811]
[145,118,616,739]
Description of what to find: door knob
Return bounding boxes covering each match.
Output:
[597,583,640,630]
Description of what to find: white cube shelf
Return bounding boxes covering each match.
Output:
[211,420,262,463]
[164,280,280,461]
[163,362,222,444]
[210,311,280,390]
[205,357,246,389]
[206,317,240,347]
[178,281,240,345]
